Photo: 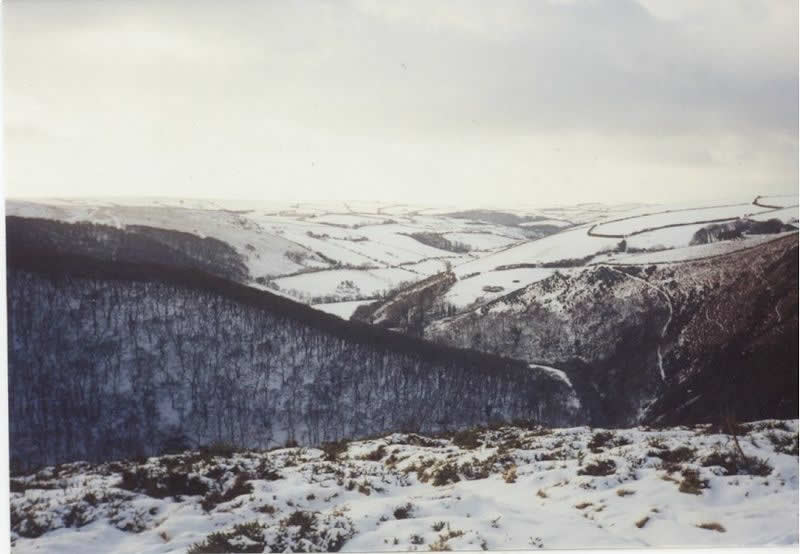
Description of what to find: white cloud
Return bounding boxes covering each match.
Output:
[4,0,797,205]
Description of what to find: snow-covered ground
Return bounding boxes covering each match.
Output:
[597,233,797,265]
[756,195,799,209]
[4,199,514,302]
[311,300,374,319]
[441,232,520,252]
[624,224,709,251]
[591,204,774,237]
[750,205,799,225]
[8,196,796,310]
[273,268,418,303]
[518,219,572,228]
[531,202,651,225]
[452,226,621,277]
[444,268,556,308]
[10,420,798,553]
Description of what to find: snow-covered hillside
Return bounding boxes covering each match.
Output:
[11,420,798,553]
[6,198,574,309]
[7,195,797,317]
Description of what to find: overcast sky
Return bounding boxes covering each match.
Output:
[4,0,798,207]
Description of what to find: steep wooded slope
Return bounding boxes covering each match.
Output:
[6,240,578,471]
[367,235,799,426]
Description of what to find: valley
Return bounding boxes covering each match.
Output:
[5,194,799,552]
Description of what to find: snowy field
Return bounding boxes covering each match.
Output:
[7,196,797,307]
[273,268,418,303]
[597,233,798,265]
[452,226,620,277]
[531,203,651,225]
[756,195,799,209]
[591,204,774,237]
[444,268,556,308]
[4,199,518,302]
[518,219,572,228]
[441,232,520,251]
[750,205,799,224]
[10,420,797,553]
[623,224,709,251]
[311,300,374,319]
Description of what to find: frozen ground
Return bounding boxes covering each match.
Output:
[10,420,798,553]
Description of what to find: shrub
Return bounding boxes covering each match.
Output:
[578,459,616,476]
[205,466,225,480]
[701,451,738,475]
[537,450,562,461]
[63,502,94,528]
[188,521,265,554]
[119,468,209,499]
[255,460,283,481]
[678,469,709,495]
[430,529,465,551]
[453,429,482,450]
[700,421,748,436]
[393,503,414,520]
[503,466,518,483]
[432,521,447,532]
[588,432,614,452]
[751,421,789,432]
[321,441,348,462]
[458,459,491,481]
[357,481,371,496]
[650,446,696,464]
[410,534,425,545]
[697,522,726,533]
[201,473,254,512]
[616,488,635,497]
[740,456,773,476]
[767,432,799,456]
[701,451,773,476]
[199,442,239,458]
[10,479,60,494]
[362,445,386,461]
[285,510,316,533]
[274,510,356,552]
[635,516,650,529]
[258,504,277,515]
[12,507,52,539]
[497,437,523,453]
[432,463,462,487]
